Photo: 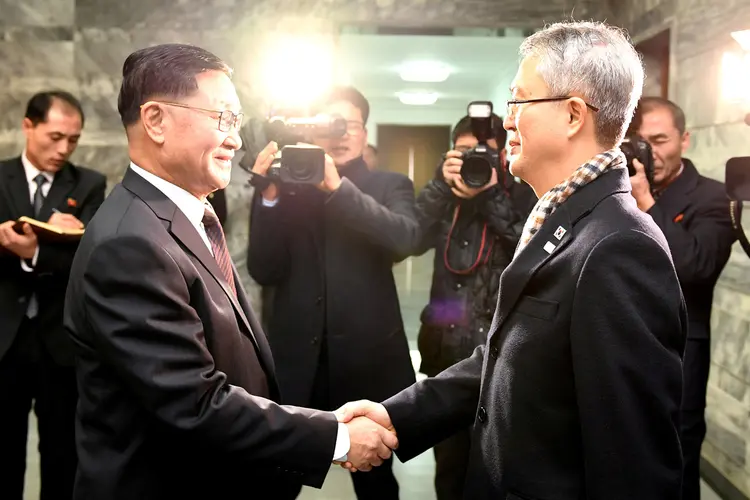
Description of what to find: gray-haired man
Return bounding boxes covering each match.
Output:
[336,21,686,500]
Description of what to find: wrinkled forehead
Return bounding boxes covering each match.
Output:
[192,70,242,111]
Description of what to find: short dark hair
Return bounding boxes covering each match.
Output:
[25,91,85,127]
[321,86,370,125]
[451,113,507,147]
[117,43,232,127]
[631,96,687,136]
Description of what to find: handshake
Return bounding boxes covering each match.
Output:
[332,400,397,473]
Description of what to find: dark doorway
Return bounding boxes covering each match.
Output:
[377,125,451,192]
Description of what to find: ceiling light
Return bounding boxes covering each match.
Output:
[732,30,750,51]
[399,61,451,83]
[397,91,439,105]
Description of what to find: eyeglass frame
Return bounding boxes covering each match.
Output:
[506,96,599,116]
[140,101,244,132]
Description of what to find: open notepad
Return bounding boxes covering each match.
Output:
[13,216,84,243]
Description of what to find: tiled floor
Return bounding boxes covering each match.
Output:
[24,252,725,499]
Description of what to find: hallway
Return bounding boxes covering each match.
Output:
[24,252,724,499]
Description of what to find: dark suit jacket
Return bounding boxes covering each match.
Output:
[383,166,687,500]
[64,168,338,500]
[648,158,735,341]
[0,157,106,366]
[248,157,418,409]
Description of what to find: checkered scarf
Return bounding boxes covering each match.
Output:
[514,148,624,258]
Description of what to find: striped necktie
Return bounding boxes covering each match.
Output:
[202,206,237,297]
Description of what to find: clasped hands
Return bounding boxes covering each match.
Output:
[332,400,396,473]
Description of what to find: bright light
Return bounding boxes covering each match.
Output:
[397,91,439,105]
[398,61,451,83]
[259,35,335,110]
[721,51,750,102]
[731,30,750,51]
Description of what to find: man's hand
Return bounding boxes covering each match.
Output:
[252,141,280,202]
[0,221,38,259]
[442,150,498,199]
[630,159,655,212]
[333,400,396,472]
[337,416,398,472]
[317,153,342,193]
[48,212,84,230]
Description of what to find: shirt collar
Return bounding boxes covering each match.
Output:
[21,151,55,186]
[128,162,208,228]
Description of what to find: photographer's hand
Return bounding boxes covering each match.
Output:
[252,141,280,202]
[630,159,655,212]
[442,150,464,187]
[451,166,498,200]
[317,154,342,193]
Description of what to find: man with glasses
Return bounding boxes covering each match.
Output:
[248,86,419,499]
[65,46,398,500]
[335,21,686,499]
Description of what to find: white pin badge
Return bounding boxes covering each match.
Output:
[554,226,566,240]
[543,241,556,254]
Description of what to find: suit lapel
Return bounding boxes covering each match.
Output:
[2,158,34,219]
[121,168,263,356]
[489,206,574,341]
[653,160,700,218]
[39,163,76,221]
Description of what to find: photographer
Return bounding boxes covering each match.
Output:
[246,86,419,499]
[628,97,735,500]
[414,113,535,500]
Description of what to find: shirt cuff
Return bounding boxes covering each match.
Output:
[332,421,350,462]
[20,246,40,272]
[261,197,279,207]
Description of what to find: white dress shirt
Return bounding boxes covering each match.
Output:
[20,151,55,271]
[129,163,350,461]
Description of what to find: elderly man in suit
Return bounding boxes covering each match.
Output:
[0,91,106,500]
[64,44,397,500]
[337,21,687,500]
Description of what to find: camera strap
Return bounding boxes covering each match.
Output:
[443,205,494,275]
[730,200,750,256]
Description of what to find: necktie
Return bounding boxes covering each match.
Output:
[202,207,237,297]
[33,174,48,217]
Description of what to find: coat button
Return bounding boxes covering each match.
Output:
[462,240,469,247]
[311,336,319,345]
[490,346,499,358]
[477,406,487,423]
[316,296,323,304]
[18,296,27,304]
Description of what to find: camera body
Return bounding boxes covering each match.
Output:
[264,113,347,185]
[460,101,499,189]
[621,135,655,186]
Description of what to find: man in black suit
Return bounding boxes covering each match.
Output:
[64,44,397,500]
[0,91,106,500]
[629,97,735,500]
[247,86,419,499]
[336,21,687,500]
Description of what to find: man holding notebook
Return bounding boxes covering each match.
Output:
[0,91,106,500]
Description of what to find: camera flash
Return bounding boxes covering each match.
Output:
[468,102,492,118]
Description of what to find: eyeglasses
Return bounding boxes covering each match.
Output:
[142,101,244,132]
[345,120,365,135]
[506,96,599,116]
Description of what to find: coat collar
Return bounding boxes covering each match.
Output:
[489,166,632,339]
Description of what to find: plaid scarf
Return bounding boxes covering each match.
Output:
[514,148,624,258]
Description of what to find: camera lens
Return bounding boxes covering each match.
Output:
[289,162,316,182]
[461,155,493,188]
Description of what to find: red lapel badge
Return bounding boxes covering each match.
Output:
[673,213,684,223]
[67,198,78,208]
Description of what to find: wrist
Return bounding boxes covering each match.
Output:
[637,193,655,212]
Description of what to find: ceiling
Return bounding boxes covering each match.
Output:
[333,33,526,113]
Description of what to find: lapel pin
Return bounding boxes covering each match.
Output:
[543,241,556,254]
[554,226,566,240]
[67,198,77,208]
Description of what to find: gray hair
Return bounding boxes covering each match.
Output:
[519,21,644,147]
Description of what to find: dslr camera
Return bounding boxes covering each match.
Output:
[460,101,500,188]
[264,113,347,185]
[620,135,655,186]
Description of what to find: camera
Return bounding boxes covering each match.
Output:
[726,157,750,259]
[620,135,655,186]
[460,101,500,189]
[265,114,347,185]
